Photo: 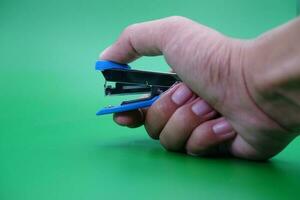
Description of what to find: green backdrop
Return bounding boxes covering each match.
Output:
[0,0,298,200]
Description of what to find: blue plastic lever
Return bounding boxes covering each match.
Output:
[96,96,159,115]
[95,60,130,71]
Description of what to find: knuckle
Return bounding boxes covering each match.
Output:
[150,105,166,121]
[122,23,140,37]
[144,101,171,140]
[160,16,194,51]
[150,98,173,119]
[158,106,193,152]
[166,16,189,23]
[173,104,194,122]
[144,123,159,139]
[187,138,206,153]
[163,16,192,30]
[160,136,177,152]
[186,144,205,156]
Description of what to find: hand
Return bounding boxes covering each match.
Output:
[100,16,300,160]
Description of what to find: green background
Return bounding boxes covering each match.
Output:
[0,0,299,199]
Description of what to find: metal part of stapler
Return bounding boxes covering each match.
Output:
[95,60,181,115]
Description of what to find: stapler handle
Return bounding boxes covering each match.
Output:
[95,60,130,71]
[96,96,159,115]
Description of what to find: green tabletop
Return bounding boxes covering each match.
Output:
[1,0,299,199]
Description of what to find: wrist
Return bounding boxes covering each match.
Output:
[242,18,300,135]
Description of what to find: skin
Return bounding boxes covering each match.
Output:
[100,16,300,160]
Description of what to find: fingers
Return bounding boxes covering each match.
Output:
[113,109,146,128]
[145,83,195,139]
[113,82,236,157]
[159,98,217,152]
[185,117,236,156]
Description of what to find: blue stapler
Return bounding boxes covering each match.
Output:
[95,60,181,115]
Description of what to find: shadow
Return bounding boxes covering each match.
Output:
[96,136,300,197]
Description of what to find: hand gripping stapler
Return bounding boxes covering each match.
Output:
[95,60,181,115]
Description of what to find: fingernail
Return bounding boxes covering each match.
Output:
[212,120,233,135]
[192,100,212,116]
[171,84,192,105]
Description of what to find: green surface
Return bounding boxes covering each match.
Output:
[0,0,299,199]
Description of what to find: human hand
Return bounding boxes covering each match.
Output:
[100,16,300,160]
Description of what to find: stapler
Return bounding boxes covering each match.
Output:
[95,60,181,115]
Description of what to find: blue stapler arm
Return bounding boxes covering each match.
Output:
[96,96,159,115]
[95,60,130,71]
